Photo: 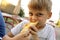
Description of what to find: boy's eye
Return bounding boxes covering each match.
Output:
[29,12,33,16]
[36,13,43,17]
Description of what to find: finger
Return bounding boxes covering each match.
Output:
[26,34,31,39]
[23,32,30,37]
[30,29,37,35]
[22,34,31,40]
[20,31,30,38]
[30,26,38,32]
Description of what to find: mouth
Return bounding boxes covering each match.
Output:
[36,22,41,26]
[24,22,38,29]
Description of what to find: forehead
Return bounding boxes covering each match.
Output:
[29,8,48,14]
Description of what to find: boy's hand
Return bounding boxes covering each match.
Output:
[29,26,39,40]
[19,31,31,40]
[20,33,31,40]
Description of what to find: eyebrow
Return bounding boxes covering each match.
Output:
[37,13,43,15]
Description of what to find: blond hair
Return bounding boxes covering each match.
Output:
[28,0,52,11]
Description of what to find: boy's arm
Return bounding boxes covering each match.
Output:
[6,20,29,37]
[2,22,22,38]
[3,22,24,38]
[2,31,15,40]
[7,31,14,37]
[11,20,29,36]
[2,30,22,40]
[2,20,29,40]
[2,29,29,40]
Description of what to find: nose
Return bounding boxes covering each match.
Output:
[31,16,37,22]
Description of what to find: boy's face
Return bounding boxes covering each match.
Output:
[29,9,52,26]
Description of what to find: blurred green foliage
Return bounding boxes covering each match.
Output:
[56,19,60,27]
[18,8,25,17]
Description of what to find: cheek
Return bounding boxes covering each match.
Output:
[29,17,32,21]
[38,17,47,23]
[29,16,33,20]
[38,17,43,21]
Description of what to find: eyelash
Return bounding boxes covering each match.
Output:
[29,13,33,16]
[36,13,43,17]
[29,12,43,17]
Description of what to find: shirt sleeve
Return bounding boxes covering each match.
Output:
[0,11,6,38]
[11,20,29,35]
[47,26,56,40]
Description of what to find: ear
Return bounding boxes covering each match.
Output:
[47,12,52,19]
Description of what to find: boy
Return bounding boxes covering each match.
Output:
[2,0,56,40]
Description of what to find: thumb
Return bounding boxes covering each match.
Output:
[20,32,30,38]
[26,34,31,39]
